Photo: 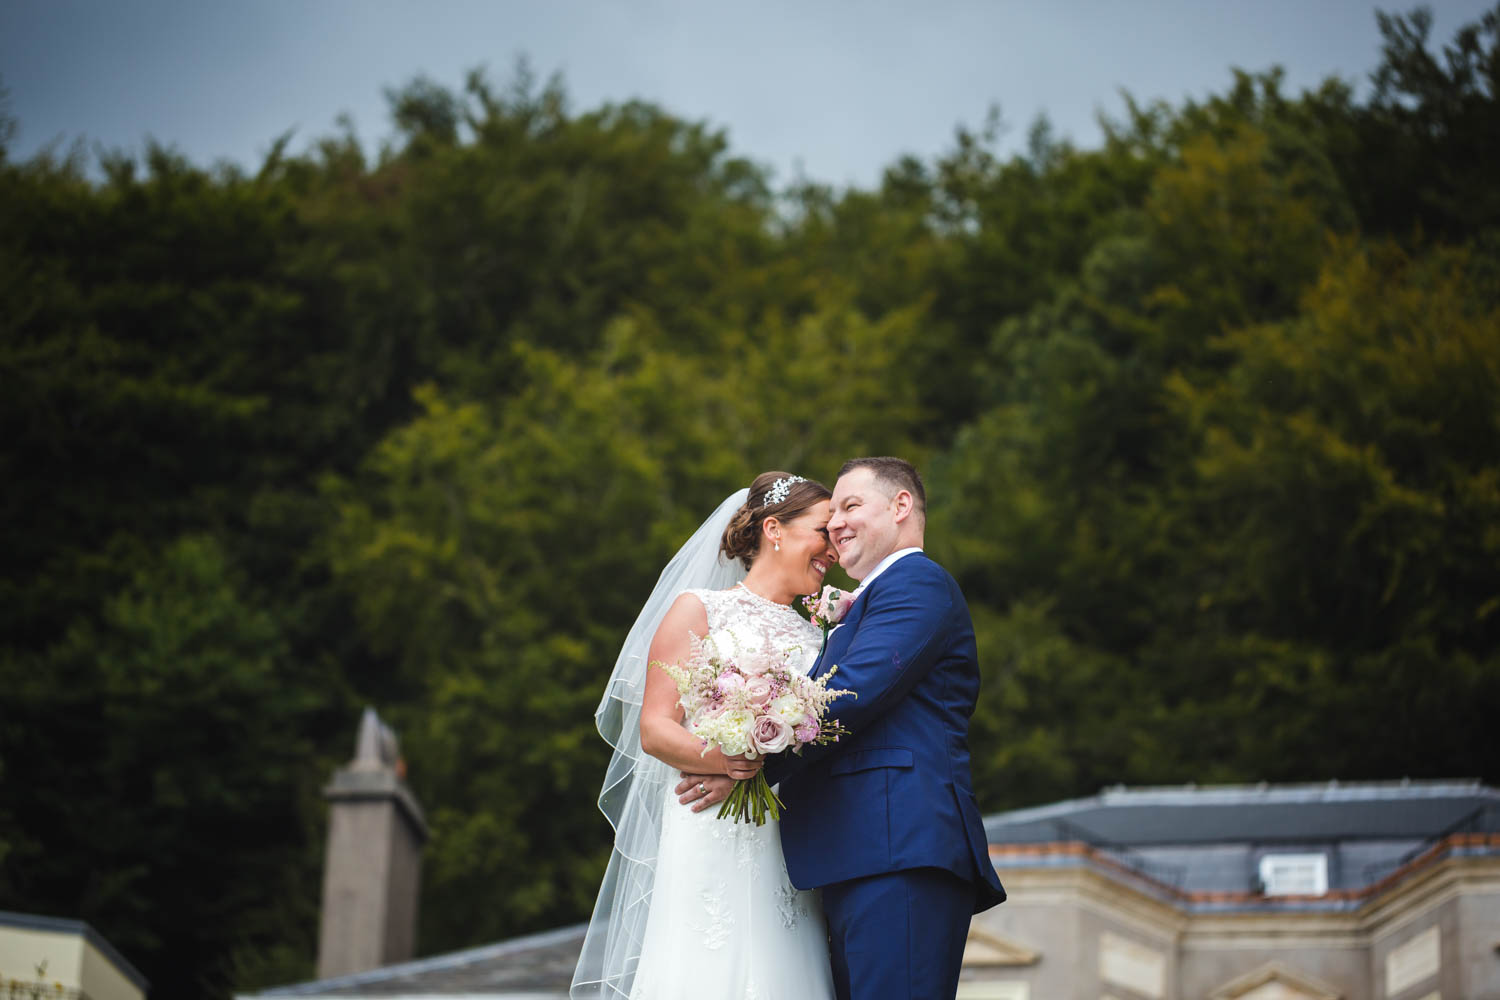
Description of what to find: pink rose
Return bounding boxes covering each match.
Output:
[744,675,774,706]
[793,716,820,744]
[740,646,780,676]
[751,714,794,755]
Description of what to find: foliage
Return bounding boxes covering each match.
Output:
[0,537,331,997]
[1,8,1497,996]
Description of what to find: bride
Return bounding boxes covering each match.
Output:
[571,472,839,1000]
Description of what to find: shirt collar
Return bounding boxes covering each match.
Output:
[852,547,923,596]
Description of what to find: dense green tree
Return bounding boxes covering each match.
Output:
[0,537,333,996]
[1355,5,1500,242]
[1160,240,1500,779]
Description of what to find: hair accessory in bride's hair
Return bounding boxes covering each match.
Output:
[762,475,807,507]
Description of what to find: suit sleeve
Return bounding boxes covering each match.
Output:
[767,563,952,783]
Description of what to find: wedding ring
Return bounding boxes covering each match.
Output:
[698,783,708,796]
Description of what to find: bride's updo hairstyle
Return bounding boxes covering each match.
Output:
[720,471,831,569]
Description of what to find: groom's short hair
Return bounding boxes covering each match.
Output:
[839,456,926,519]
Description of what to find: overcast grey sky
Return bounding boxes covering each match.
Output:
[2,1,1492,189]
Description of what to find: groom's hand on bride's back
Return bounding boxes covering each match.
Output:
[677,753,761,811]
[676,773,737,812]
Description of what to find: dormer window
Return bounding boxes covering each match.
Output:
[1258,853,1328,896]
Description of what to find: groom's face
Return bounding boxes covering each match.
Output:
[828,468,901,581]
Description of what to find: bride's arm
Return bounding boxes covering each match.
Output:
[640,593,763,780]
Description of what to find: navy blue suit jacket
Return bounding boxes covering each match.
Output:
[767,552,1006,913]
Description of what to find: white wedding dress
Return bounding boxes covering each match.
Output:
[628,584,836,1000]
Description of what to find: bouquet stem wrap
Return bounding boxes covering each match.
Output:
[719,771,785,825]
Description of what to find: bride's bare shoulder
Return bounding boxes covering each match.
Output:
[658,591,709,635]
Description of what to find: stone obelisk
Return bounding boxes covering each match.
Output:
[316,707,428,978]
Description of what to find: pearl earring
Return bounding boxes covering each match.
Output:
[774,540,781,552]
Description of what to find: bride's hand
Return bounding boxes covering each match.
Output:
[721,752,764,781]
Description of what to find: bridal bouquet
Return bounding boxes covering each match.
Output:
[656,627,853,825]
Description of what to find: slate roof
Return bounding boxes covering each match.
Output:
[982,778,1500,846]
[984,778,1500,899]
[248,923,585,998]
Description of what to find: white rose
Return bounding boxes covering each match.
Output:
[697,708,754,757]
[770,693,803,725]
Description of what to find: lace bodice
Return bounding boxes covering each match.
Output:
[686,584,822,671]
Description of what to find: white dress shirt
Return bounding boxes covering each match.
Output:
[850,546,924,603]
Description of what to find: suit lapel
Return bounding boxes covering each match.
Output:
[812,595,866,677]
[811,553,929,676]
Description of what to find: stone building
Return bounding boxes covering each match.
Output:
[244,779,1500,999]
[967,779,1500,1000]
[0,910,149,1000]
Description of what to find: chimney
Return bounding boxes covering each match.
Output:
[316,707,428,978]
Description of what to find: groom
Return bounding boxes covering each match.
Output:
[688,457,1006,999]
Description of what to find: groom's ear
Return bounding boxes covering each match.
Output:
[891,490,915,523]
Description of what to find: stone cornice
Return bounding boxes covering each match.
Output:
[1358,852,1500,936]
[990,833,1494,917]
[991,834,1500,927]
[996,863,1187,940]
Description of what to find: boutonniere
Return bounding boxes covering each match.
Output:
[803,585,857,656]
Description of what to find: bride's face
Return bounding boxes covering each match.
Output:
[770,500,837,595]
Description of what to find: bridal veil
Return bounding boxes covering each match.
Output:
[570,489,749,999]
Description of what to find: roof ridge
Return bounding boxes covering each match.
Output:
[982,779,1496,827]
[249,923,588,996]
